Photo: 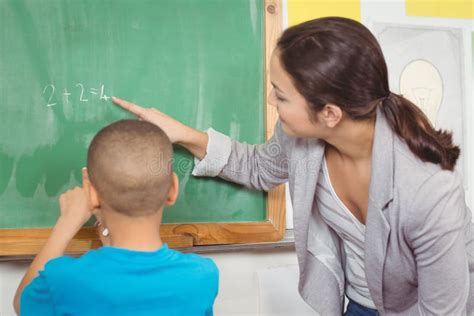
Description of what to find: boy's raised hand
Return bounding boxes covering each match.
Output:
[58,186,93,231]
[14,172,94,313]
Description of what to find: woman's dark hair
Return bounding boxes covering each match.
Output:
[277,17,460,170]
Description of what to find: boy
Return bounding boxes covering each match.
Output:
[14,120,219,315]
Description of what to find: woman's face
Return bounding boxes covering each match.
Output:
[268,51,324,138]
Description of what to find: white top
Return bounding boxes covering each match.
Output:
[315,157,376,309]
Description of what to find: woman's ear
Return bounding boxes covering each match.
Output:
[164,172,179,206]
[320,104,343,128]
[82,167,101,213]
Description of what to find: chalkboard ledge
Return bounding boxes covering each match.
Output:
[0,230,294,262]
[179,229,295,254]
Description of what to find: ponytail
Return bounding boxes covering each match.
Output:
[381,93,460,171]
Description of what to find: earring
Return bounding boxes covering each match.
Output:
[95,220,109,237]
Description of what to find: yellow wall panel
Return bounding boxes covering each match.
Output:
[406,0,474,19]
[287,0,361,27]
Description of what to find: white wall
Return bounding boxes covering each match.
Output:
[0,261,29,315]
[204,248,314,316]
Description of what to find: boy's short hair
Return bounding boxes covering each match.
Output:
[87,120,173,217]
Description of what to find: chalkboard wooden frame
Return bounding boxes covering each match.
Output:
[0,0,284,256]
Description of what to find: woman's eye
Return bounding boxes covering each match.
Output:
[276,95,286,102]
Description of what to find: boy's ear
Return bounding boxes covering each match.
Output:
[320,104,343,128]
[82,167,101,214]
[164,172,179,206]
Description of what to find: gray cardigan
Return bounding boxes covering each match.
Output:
[193,108,473,315]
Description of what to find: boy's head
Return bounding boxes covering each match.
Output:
[85,119,177,217]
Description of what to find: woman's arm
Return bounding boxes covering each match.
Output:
[215,120,291,191]
[406,170,471,315]
[113,97,291,191]
[112,97,208,159]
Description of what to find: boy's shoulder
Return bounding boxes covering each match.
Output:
[43,254,78,271]
[40,249,102,278]
[40,246,218,288]
[167,248,218,274]
[43,246,217,275]
[33,246,218,312]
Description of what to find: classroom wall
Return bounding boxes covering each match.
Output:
[1,1,472,315]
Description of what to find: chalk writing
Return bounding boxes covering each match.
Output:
[42,83,110,107]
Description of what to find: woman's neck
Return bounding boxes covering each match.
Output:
[323,117,376,162]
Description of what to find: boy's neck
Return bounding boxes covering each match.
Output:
[104,209,164,252]
[110,232,163,252]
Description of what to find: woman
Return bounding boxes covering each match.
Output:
[113,17,473,315]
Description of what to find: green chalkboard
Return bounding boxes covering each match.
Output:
[0,0,266,229]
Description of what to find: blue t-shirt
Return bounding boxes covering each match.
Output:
[21,244,218,316]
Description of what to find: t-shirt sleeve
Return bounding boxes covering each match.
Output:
[21,270,55,316]
[204,258,219,301]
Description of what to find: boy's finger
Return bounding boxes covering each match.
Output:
[82,167,89,180]
[112,97,145,117]
[82,167,90,192]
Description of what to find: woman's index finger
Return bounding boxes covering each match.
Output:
[112,97,145,116]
